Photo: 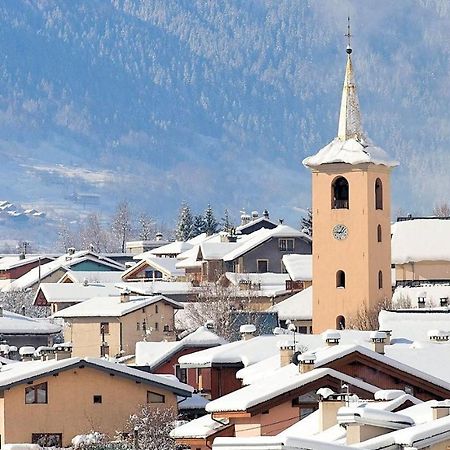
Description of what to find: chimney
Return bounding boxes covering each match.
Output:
[317,393,345,432]
[432,401,450,420]
[240,324,256,341]
[19,346,35,362]
[67,247,76,256]
[370,331,387,355]
[427,329,450,342]
[263,209,269,219]
[0,306,3,318]
[378,330,392,345]
[322,330,341,347]
[19,252,25,260]
[417,292,426,308]
[53,344,72,360]
[251,211,259,221]
[298,352,316,374]
[155,232,163,241]
[279,341,295,368]
[120,289,131,303]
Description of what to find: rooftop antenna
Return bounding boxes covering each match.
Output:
[345,16,352,54]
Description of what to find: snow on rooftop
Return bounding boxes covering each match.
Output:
[115,281,195,296]
[267,287,312,321]
[303,137,398,168]
[391,219,450,264]
[205,367,379,413]
[0,356,193,395]
[35,282,122,304]
[60,270,124,284]
[135,325,226,368]
[177,392,209,410]
[147,240,195,257]
[123,255,185,278]
[0,255,53,271]
[53,294,182,318]
[282,254,313,281]
[392,285,450,309]
[0,310,60,335]
[170,413,230,439]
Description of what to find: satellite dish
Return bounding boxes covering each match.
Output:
[291,351,302,365]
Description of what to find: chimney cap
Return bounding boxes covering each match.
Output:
[298,352,316,363]
[240,324,256,334]
[322,329,341,343]
[370,330,387,342]
[278,339,295,350]
[427,329,450,341]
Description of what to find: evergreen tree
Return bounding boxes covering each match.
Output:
[301,208,313,237]
[221,208,234,233]
[204,204,218,236]
[175,202,193,241]
[192,214,206,237]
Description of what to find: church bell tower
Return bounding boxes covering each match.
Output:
[303,21,398,333]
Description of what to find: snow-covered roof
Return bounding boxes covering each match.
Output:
[205,367,379,413]
[0,255,53,271]
[0,310,61,335]
[53,294,183,318]
[200,242,241,260]
[392,285,450,308]
[170,413,230,439]
[303,137,398,168]
[235,216,277,233]
[147,241,194,256]
[225,272,289,288]
[122,256,185,279]
[4,250,124,291]
[0,356,193,396]
[223,225,310,262]
[177,392,209,410]
[116,281,195,296]
[391,219,450,264]
[34,282,122,305]
[58,270,124,284]
[135,325,226,368]
[267,287,312,321]
[282,254,313,281]
[179,335,289,368]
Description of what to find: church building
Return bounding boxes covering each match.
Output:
[303,30,398,333]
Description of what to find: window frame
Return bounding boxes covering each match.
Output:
[257,259,269,273]
[331,176,350,209]
[147,391,166,404]
[279,238,295,252]
[375,178,383,210]
[100,322,109,335]
[25,382,48,404]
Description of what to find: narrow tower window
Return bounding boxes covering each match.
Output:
[336,270,346,288]
[375,178,383,210]
[378,270,383,289]
[336,315,346,330]
[332,177,349,209]
[377,224,382,242]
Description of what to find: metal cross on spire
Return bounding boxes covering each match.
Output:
[337,16,365,143]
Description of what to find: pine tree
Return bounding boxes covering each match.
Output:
[175,202,193,241]
[204,204,218,236]
[192,214,206,237]
[221,208,234,233]
[301,208,313,237]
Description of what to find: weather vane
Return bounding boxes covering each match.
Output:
[345,16,352,54]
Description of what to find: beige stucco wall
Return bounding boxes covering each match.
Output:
[311,163,393,332]
[2,366,177,446]
[395,261,450,282]
[64,300,176,358]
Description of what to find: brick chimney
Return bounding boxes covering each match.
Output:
[322,330,341,347]
[370,331,387,355]
[120,289,131,303]
[432,402,450,420]
[298,352,316,374]
[279,341,295,367]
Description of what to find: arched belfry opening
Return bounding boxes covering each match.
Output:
[332,176,349,209]
[336,270,346,288]
[375,178,383,210]
[336,315,346,330]
[377,224,382,242]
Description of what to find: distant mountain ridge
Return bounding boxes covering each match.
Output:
[1,1,450,246]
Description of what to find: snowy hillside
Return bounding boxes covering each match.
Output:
[1,1,450,245]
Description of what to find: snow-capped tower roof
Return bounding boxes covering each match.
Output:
[303,19,398,169]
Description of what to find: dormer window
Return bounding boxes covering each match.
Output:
[332,177,349,209]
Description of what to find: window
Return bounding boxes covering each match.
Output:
[155,322,159,331]
[175,365,187,384]
[375,178,383,210]
[279,238,294,252]
[336,270,346,288]
[147,391,165,403]
[32,433,62,447]
[377,224,382,242]
[378,270,383,289]
[93,395,102,404]
[136,322,140,331]
[155,304,159,314]
[299,326,307,334]
[100,345,109,357]
[100,322,109,335]
[336,315,346,330]
[25,382,48,404]
[332,176,349,209]
[257,259,269,273]
[163,324,170,332]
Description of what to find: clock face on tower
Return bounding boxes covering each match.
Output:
[332,224,348,240]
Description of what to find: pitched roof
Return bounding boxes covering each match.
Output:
[135,325,226,369]
[59,270,124,284]
[0,310,61,335]
[122,256,185,279]
[391,219,450,264]
[0,356,193,396]
[282,254,312,281]
[53,294,183,318]
[267,286,312,321]
[0,255,54,271]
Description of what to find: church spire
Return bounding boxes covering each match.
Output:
[337,17,364,142]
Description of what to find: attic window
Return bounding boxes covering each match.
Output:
[147,391,165,404]
[25,382,47,404]
[279,238,294,252]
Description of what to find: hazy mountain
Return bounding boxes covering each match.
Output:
[1,0,450,246]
